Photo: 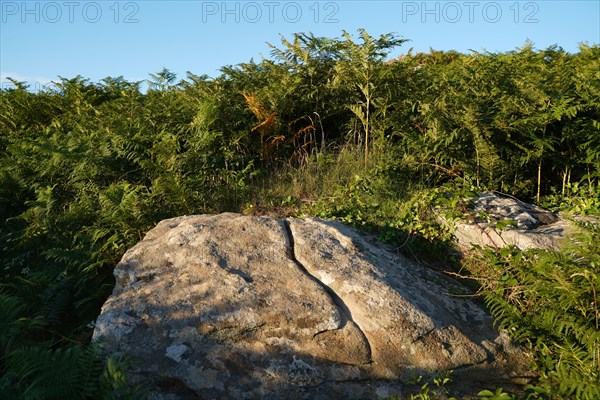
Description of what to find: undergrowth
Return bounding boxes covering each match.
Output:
[1,33,598,398]
[462,231,600,399]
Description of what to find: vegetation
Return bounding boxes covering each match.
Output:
[1,30,599,398]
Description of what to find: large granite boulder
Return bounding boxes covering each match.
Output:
[93,213,532,399]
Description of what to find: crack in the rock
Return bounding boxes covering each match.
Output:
[282,220,372,364]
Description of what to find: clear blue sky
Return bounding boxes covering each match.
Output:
[1,0,599,90]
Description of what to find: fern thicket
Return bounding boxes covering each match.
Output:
[1,32,599,398]
[468,231,600,399]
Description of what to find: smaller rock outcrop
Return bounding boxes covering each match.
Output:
[444,192,574,251]
[93,213,532,399]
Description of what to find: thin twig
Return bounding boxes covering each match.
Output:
[46,329,85,346]
[458,203,503,251]
[416,162,468,184]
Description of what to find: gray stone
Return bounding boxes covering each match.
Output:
[472,192,558,229]
[444,192,575,251]
[93,213,532,399]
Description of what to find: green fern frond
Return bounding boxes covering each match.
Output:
[3,345,103,400]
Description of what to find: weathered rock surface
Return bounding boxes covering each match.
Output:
[93,213,532,399]
[445,192,574,251]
